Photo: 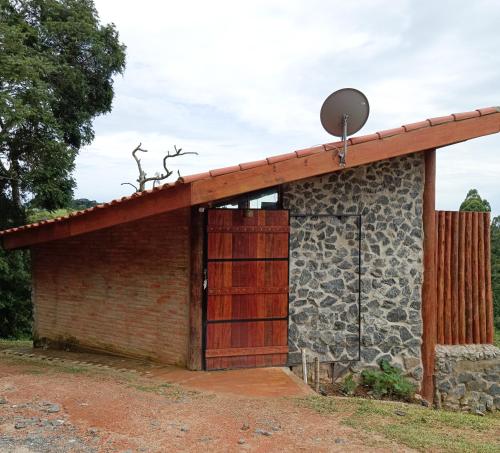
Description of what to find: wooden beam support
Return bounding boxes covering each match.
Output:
[2,184,191,250]
[421,149,437,404]
[187,207,205,370]
[191,113,500,205]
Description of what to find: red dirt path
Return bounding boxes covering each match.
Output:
[0,355,403,452]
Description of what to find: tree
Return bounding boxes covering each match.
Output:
[0,0,125,338]
[121,143,197,192]
[0,0,126,224]
[459,189,491,212]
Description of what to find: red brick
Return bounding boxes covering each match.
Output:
[32,208,191,366]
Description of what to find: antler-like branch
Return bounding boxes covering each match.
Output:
[121,182,138,191]
[121,143,198,193]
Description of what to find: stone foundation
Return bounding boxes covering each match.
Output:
[434,344,500,413]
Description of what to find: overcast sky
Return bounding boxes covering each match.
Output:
[76,0,500,215]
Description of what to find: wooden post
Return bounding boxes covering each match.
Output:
[484,212,494,343]
[314,357,320,393]
[301,349,308,384]
[421,149,437,403]
[187,207,204,370]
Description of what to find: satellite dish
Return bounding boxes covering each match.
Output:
[320,88,370,166]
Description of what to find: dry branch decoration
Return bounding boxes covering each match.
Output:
[121,143,197,192]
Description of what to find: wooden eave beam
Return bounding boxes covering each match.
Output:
[190,113,500,204]
[2,184,191,250]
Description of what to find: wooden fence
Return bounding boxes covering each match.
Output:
[435,211,493,345]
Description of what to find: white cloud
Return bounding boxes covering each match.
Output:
[75,0,500,215]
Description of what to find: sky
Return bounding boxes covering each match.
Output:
[75,0,500,215]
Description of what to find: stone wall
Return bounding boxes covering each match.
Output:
[282,153,425,383]
[435,344,500,413]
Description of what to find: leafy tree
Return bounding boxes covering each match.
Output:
[69,198,98,210]
[459,189,491,212]
[0,0,125,337]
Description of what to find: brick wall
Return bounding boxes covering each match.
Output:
[32,208,191,366]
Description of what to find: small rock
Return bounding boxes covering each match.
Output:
[88,427,99,435]
[334,438,346,444]
[420,399,430,407]
[414,394,423,401]
[394,409,406,416]
[254,428,272,437]
[0,396,7,404]
[50,419,65,426]
[15,421,27,429]
[47,404,60,413]
[180,426,189,432]
[241,423,250,431]
[238,439,246,445]
[474,410,485,417]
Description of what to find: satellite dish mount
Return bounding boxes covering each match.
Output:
[320,88,370,167]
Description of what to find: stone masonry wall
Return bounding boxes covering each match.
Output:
[283,153,425,383]
[435,344,500,413]
[32,208,191,366]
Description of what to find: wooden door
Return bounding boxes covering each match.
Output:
[205,209,289,370]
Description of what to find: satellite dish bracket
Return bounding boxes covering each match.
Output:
[339,113,349,167]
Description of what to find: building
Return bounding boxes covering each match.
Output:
[1,106,499,410]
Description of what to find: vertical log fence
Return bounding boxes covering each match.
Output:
[434,211,493,345]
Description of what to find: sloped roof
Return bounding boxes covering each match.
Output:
[1,106,499,250]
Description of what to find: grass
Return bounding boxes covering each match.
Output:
[298,395,500,452]
[0,347,196,402]
[494,327,500,348]
[0,338,32,350]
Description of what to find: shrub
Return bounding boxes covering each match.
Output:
[340,374,357,396]
[361,359,415,400]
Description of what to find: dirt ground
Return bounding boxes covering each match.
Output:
[0,351,411,453]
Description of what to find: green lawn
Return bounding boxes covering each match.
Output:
[298,396,499,453]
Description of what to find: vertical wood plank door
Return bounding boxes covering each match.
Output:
[205,209,289,370]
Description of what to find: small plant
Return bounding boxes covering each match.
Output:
[361,359,415,400]
[340,373,357,396]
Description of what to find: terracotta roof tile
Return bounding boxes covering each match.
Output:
[239,159,269,170]
[295,146,324,157]
[476,107,499,116]
[266,152,297,164]
[350,133,379,145]
[452,111,480,121]
[209,165,241,177]
[428,115,454,126]
[324,141,347,151]
[402,120,431,132]
[377,126,405,139]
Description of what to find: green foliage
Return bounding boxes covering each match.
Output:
[69,198,98,210]
[340,373,357,396]
[0,248,31,338]
[459,189,491,212]
[0,0,126,220]
[361,360,415,400]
